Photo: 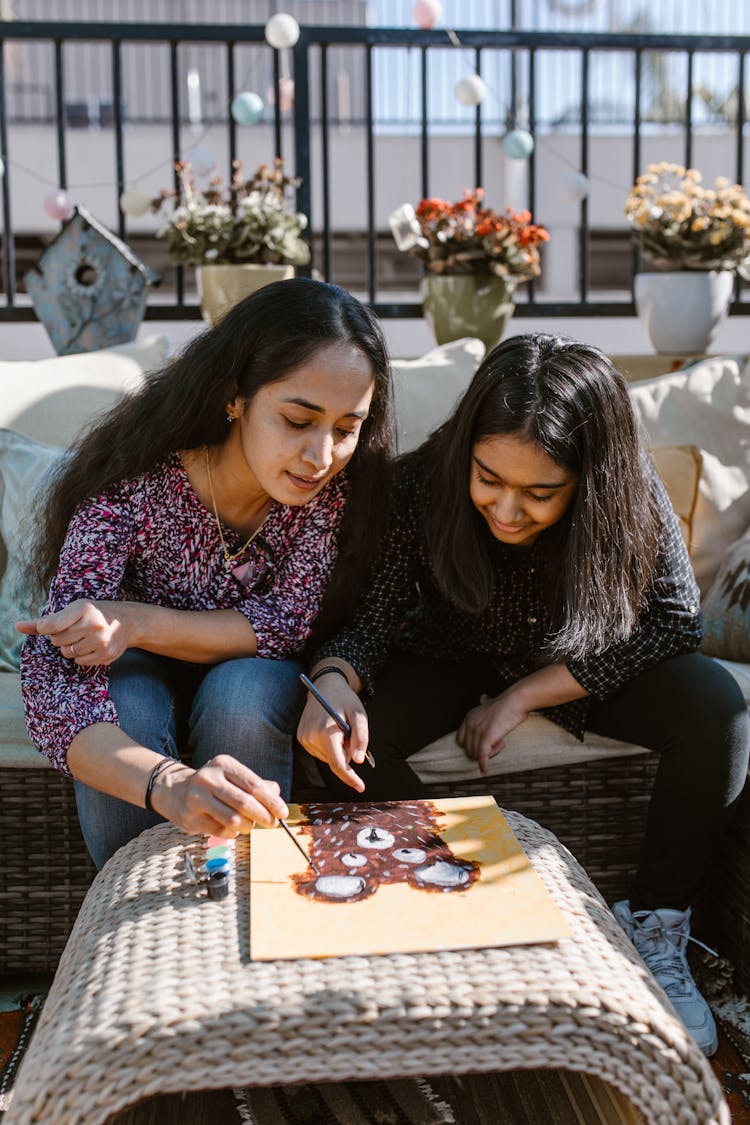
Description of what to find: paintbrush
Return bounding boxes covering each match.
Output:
[299,672,376,769]
[278,816,319,874]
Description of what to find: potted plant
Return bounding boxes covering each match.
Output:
[390,188,549,352]
[151,157,311,324]
[625,162,750,354]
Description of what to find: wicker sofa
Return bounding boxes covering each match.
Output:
[2,337,750,985]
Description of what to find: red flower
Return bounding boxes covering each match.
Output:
[402,188,549,281]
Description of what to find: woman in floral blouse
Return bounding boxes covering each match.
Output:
[298,332,749,1057]
[18,278,392,868]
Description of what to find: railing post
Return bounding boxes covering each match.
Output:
[320,44,332,281]
[54,38,67,189]
[169,39,184,306]
[293,28,312,279]
[112,39,125,241]
[0,37,14,306]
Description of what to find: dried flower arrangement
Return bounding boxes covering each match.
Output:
[151,157,310,268]
[625,162,750,273]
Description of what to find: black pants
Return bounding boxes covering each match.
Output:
[323,651,750,911]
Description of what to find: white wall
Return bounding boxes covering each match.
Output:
[1,312,748,362]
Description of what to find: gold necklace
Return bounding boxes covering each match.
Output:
[205,447,269,570]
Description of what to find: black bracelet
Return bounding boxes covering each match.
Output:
[310,664,350,687]
[144,757,180,813]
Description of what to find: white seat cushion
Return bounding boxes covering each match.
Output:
[409,658,750,785]
[0,672,48,767]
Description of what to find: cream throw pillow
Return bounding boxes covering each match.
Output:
[629,355,750,594]
[391,337,485,454]
[0,335,169,446]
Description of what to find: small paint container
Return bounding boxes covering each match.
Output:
[207,869,230,900]
[205,846,232,861]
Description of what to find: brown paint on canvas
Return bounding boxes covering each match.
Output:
[292,800,480,903]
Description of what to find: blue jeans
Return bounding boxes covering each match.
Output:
[74,649,305,869]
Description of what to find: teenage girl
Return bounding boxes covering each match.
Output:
[298,332,749,1056]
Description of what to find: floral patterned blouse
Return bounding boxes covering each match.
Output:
[22,453,347,774]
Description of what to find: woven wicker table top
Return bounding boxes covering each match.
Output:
[6,811,728,1125]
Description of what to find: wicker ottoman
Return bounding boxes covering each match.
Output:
[5,813,728,1125]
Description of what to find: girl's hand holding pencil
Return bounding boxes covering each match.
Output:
[297,664,373,792]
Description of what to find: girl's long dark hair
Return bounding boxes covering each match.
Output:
[425,332,661,661]
[35,278,393,642]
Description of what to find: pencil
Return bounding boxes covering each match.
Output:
[299,672,376,769]
[278,817,319,873]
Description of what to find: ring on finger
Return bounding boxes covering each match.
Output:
[69,642,77,657]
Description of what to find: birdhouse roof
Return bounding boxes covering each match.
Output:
[40,206,160,286]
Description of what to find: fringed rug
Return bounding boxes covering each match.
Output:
[695,949,750,1122]
[232,1071,641,1124]
[0,995,43,1115]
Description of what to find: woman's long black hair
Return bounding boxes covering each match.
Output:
[34,278,393,642]
[424,332,661,661]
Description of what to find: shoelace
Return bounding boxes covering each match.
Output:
[631,911,717,998]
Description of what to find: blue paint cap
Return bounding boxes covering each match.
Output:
[205,856,232,874]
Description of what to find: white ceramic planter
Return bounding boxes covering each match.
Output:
[634,270,734,355]
[196,263,295,325]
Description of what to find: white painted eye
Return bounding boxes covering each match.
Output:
[356,827,395,850]
[413,861,469,887]
[341,852,367,867]
[393,848,426,864]
[314,875,366,898]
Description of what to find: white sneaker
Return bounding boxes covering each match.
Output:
[612,899,718,1057]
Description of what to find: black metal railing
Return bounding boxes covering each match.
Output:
[0,19,749,321]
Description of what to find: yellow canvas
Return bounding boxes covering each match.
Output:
[249,795,569,961]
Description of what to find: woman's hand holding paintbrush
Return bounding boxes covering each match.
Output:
[297,663,374,793]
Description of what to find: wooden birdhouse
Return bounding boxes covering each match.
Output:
[24,206,160,355]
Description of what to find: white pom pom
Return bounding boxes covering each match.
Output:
[119,189,151,217]
[265,13,300,50]
[455,74,487,107]
[563,170,590,201]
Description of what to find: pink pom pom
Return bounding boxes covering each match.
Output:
[43,189,74,221]
[412,0,442,30]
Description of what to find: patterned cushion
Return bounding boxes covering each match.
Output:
[0,429,68,672]
[701,525,750,662]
